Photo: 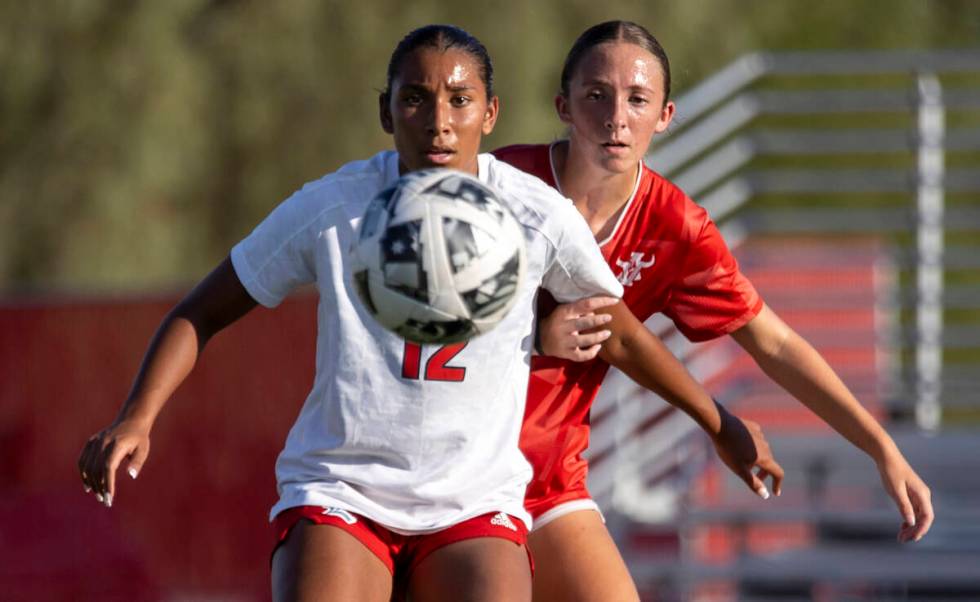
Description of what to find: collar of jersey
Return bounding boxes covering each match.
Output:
[548,141,643,248]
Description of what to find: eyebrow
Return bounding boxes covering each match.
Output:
[579,78,655,93]
[396,82,478,94]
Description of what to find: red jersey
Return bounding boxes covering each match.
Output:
[493,143,764,518]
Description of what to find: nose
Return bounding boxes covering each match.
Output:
[426,100,452,136]
[604,96,628,131]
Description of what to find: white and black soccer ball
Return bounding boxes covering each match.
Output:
[351,169,527,345]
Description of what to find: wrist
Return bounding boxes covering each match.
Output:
[869,436,903,467]
[704,399,728,438]
[113,402,157,433]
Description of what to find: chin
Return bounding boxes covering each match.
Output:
[600,156,637,174]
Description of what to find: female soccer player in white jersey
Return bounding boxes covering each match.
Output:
[495,20,935,602]
[76,24,630,602]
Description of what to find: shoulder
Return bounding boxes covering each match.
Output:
[303,151,392,200]
[285,151,393,214]
[639,163,711,242]
[482,153,573,229]
[491,143,554,185]
[491,143,548,166]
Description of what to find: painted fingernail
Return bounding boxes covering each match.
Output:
[128,468,139,479]
[95,493,104,503]
[757,487,770,500]
[84,486,92,493]
[105,494,113,508]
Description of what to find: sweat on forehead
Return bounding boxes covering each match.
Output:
[560,20,670,102]
[384,24,495,99]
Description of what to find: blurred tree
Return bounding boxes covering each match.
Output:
[1,0,978,294]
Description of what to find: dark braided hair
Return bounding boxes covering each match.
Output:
[382,24,495,104]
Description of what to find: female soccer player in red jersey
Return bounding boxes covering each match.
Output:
[496,20,934,602]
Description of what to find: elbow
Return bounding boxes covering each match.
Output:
[598,330,632,367]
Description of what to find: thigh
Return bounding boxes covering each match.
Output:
[271,520,393,602]
[408,537,532,602]
[528,510,640,602]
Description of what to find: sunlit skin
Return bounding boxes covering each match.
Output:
[554,42,674,239]
[380,47,499,176]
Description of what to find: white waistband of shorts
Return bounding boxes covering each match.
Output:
[532,498,604,532]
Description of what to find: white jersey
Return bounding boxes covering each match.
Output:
[231,151,623,533]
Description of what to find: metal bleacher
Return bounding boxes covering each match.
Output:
[584,50,980,601]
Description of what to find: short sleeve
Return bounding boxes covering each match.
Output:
[664,211,763,341]
[230,190,322,308]
[542,203,624,302]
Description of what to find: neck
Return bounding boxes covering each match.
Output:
[553,140,638,240]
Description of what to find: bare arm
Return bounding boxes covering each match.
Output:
[596,301,783,497]
[537,298,784,498]
[78,257,257,507]
[731,303,933,541]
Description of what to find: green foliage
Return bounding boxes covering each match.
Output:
[2,0,979,293]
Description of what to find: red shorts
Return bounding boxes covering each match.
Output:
[273,506,531,579]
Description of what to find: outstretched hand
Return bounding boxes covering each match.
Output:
[877,453,933,543]
[78,418,151,508]
[537,296,618,361]
[712,408,784,500]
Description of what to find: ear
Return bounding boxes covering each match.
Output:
[481,95,500,135]
[379,93,394,134]
[654,100,676,134]
[555,94,572,125]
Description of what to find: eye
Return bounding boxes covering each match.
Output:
[629,95,650,106]
[450,95,472,107]
[586,89,605,101]
[401,92,424,106]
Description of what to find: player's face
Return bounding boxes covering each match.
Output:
[381,47,499,176]
[557,41,674,174]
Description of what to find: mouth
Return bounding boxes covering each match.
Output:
[602,141,631,154]
[424,147,457,165]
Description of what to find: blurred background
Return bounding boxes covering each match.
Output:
[2,1,980,600]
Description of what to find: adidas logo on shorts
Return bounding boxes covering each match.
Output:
[322,507,357,525]
[490,512,517,532]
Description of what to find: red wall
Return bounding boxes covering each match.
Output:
[0,292,319,601]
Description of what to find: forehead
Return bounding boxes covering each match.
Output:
[391,46,485,90]
[572,41,663,88]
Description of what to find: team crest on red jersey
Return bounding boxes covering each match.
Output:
[615,252,655,287]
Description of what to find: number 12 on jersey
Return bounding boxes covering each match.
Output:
[401,342,467,382]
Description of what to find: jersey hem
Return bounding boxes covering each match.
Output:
[682,296,765,342]
[270,494,533,537]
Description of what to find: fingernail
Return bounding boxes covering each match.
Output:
[128,468,139,479]
[95,493,104,503]
[105,494,113,508]
[757,487,770,500]
[84,486,92,493]
[909,516,917,527]
[600,330,612,339]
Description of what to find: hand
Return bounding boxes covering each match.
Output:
[78,418,151,508]
[712,409,784,500]
[537,296,618,361]
[876,452,933,543]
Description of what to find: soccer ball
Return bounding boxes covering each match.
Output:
[351,169,527,345]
